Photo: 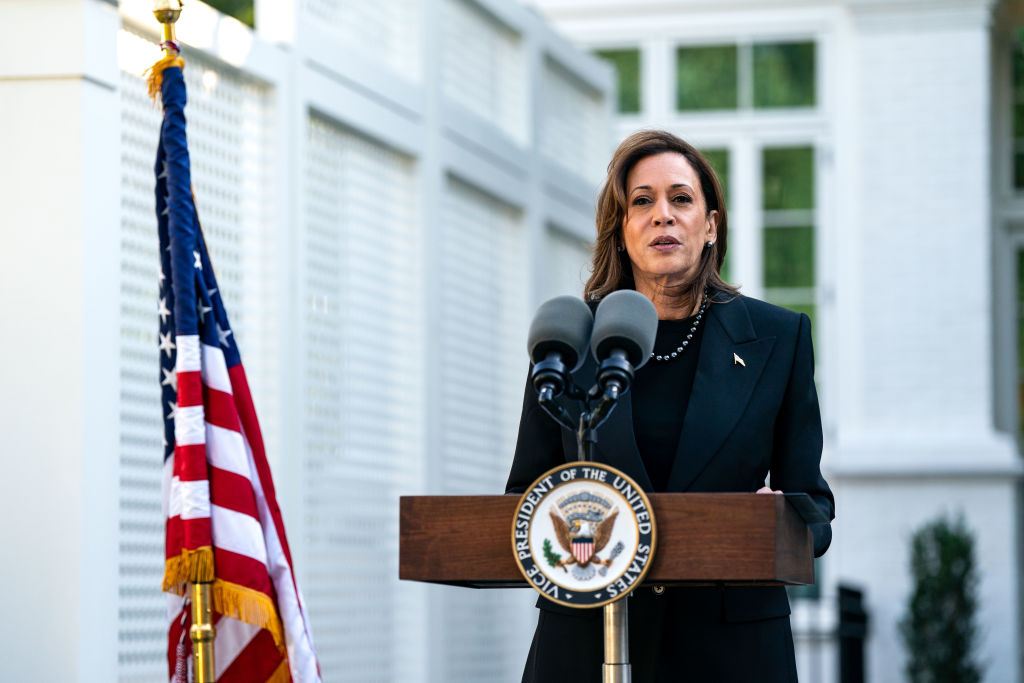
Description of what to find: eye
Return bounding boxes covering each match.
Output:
[631,195,652,206]
[673,194,693,204]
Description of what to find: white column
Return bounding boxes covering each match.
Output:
[0,1,121,681]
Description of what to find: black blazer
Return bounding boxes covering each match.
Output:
[505,294,834,682]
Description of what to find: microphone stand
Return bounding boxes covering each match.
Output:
[535,379,632,683]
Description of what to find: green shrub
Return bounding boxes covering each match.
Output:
[899,514,983,683]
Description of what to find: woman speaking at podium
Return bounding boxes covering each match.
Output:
[505,130,834,682]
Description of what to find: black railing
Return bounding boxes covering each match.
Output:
[838,584,868,683]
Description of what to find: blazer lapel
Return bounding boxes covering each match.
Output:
[665,297,776,492]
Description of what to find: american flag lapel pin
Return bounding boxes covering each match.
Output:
[733,353,745,367]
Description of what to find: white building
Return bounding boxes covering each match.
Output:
[0,0,614,680]
[522,0,1024,681]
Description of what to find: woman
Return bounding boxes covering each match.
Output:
[505,130,834,682]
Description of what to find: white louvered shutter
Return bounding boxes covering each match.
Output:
[541,59,607,184]
[302,116,427,682]
[435,177,535,682]
[441,0,528,144]
[544,225,593,300]
[301,0,422,80]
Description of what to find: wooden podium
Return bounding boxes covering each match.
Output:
[400,492,815,588]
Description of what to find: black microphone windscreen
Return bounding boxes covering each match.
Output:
[590,290,658,368]
[527,296,594,372]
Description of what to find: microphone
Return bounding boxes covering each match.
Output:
[590,290,658,397]
[527,296,594,400]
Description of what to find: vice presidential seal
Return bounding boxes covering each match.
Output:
[511,462,656,608]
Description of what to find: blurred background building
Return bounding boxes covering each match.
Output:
[1,0,1022,681]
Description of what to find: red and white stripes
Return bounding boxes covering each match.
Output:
[164,335,319,682]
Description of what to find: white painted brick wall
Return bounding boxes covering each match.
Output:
[856,26,993,438]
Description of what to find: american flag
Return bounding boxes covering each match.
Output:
[155,57,319,682]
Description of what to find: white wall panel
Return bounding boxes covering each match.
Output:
[544,224,592,300]
[540,57,606,184]
[302,116,426,681]
[302,0,422,80]
[441,0,528,144]
[436,177,535,681]
[117,28,274,683]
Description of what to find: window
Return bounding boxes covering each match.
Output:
[676,46,738,111]
[205,0,254,27]
[701,147,731,281]
[1018,250,1024,429]
[1013,34,1024,189]
[595,48,642,113]
[676,41,816,112]
[753,42,816,108]
[762,146,815,327]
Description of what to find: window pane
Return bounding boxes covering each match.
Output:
[1015,35,1024,189]
[763,146,814,211]
[595,48,641,114]
[1018,250,1024,430]
[753,41,815,108]
[764,226,814,288]
[205,0,254,26]
[676,45,738,111]
[701,148,730,205]
[701,148,731,282]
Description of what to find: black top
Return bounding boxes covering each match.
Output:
[631,314,706,492]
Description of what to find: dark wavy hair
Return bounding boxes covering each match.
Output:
[583,130,738,308]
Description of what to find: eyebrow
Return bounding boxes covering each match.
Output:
[630,183,694,194]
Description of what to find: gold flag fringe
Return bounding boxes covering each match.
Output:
[211,578,288,654]
[145,53,186,103]
[163,546,215,592]
[266,658,291,683]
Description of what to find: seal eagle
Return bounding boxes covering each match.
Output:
[549,507,618,569]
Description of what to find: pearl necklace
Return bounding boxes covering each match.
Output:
[650,290,709,362]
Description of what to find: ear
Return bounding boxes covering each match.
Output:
[705,210,719,243]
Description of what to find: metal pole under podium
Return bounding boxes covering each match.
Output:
[603,599,631,683]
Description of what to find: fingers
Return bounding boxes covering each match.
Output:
[755,486,784,495]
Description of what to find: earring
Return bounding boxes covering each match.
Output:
[617,244,624,253]
[705,241,714,248]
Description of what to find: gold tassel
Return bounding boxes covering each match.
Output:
[211,579,287,653]
[162,546,215,593]
[145,53,186,102]
[265,658,291,683]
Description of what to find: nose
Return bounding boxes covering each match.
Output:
[653,197,674,226]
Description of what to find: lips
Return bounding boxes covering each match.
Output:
[649,235,680,249]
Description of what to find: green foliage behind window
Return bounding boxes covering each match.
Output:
[763,146,814,211]
[764,226,814,288]
[701,148,730,281]
[1013,34,1024,188]
[762,146,815,327]
[206,0,254,27]
[676,45,738,111]
[753,42,815,108]
[1018,251,1024,429]
[701,148,730,205]
[595,49,642,114]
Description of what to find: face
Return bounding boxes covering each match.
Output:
[621,152,718,294]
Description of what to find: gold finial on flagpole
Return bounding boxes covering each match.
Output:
[153,0,183,55]
[146,1,185,102]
